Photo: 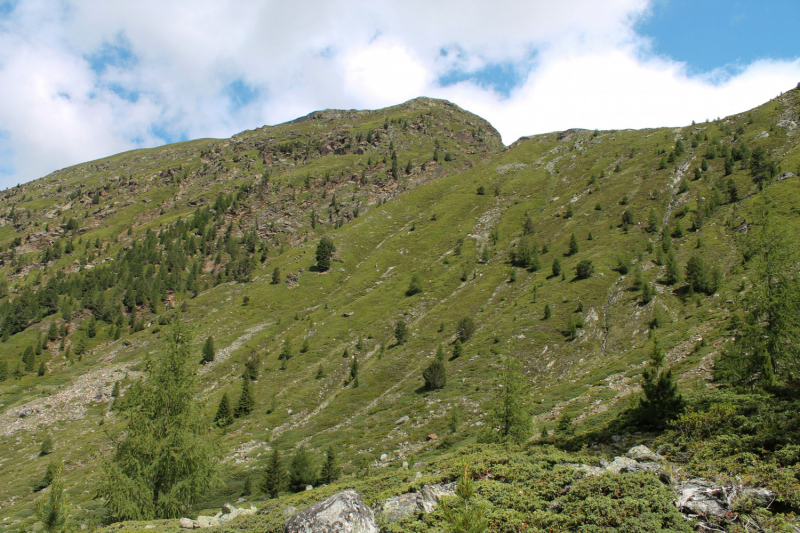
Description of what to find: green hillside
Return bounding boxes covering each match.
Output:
[2,89,800,532]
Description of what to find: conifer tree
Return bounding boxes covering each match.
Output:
[394,320,409,345]
[319,447,340,485]
[259,449,286,498]
[38,362,47,377]
[279,339,293,361]
[348,356,359,386]
[97,317,218,521]
[200,336,215,364]
[47,322,59,342]
[423,346,446,390]
[568,233,579,256]
[456,317,475,342]
[233,378,254,418]
[441,464,487,533]
[271,267,280,285]
[665,249,681,285]
[35,461,70,533]
[544,304,551,319]
[406,273,423,296]
[551,257,561,277]
[288,447,317,492]
[486,357,529,444]
[639,337,683,428]
[214,393,233,427]
[315,237,335,271]
[452,339,463,359]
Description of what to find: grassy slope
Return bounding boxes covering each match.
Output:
[2,90,800,529]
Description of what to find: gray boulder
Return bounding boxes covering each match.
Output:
[285,490,378,533]
[179,518,197,529]
[626,445,664,463]
[558,463,604,477]
[605,456,638,473]
[674,478,776,520]
[375,483,455,523]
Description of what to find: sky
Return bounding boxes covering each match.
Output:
[0,0,798,188]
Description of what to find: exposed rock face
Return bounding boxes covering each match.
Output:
[375,482,456,523]
[284,490,378,533]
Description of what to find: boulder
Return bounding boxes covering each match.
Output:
[626,445,664,463]
[283,506,298,516]
[605,456,638,474]
[675,478,730,519]
[395,416,409,424]
[376,483,456,523]
[776,172,795,181]
[196,516,218,528]
[284,490,378,533]
[179,518,197,529]
[558,463,604,476]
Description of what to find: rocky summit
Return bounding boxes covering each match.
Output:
[3,89,800,532]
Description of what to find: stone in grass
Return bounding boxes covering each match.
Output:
[285,490,378,533]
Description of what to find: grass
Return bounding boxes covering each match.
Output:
[2,90,800,529]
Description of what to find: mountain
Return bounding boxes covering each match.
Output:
[2,89,800,532]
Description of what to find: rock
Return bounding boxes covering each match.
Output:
[144,526,155,529]
[196,516,219,528]
[237,497,247,503]
[402,461,409,470]
[674,478,729,519]
[741,487,777,506]
[605,456,638,473]
[283,506,297,516]
[559,463,604,476]
[418,482,456,513]
[305,485,313,491]
[411,462,428,470]
[179,518,197,529]
[395,416,409,424]
[414,472,422,480]
[17,408,34,418]
[284,490,378,533]
[380,454,388,462]
[426,434,438,441]
[342,311,354,317]
[626,445,664,463]
[376,483,456,523]
[777,171,796,181]
[599,458,609,468]
[222,503,235,514]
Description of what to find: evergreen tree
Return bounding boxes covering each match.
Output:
[279,339,293,361]
[315,237,335,271]
[551,258,561,277]
[639,337,683,428]
[647,208,660,233]
[111,381,120,398]
[456,317,475,342]
[259,449,286,498]
[288,447,317,492]
[214,393,233,427]
[24,346,36,372]
[486,357,529,444]
[423,348,446,390]
[406,273,423,296]
[565,203,574,218]
[544,304,551,319]
[685,254,712,295]
[87,317,97,339]
[200,336,215,364]
[47,322,59,342]
[394,320,409,345]
[348,356,359,386]
[271,267,281,285]
[452,340,463,359]
[40,435,53,456]
[568,233,579,256]
[35,461,71,533]
[575,259,594,280]
[38,362,47,377]
[233,378,254,418]
[441,464,487,533]
[664,249,681,285]
[319,447,339,485]
[300,338,310,353]
[96,318,218,521]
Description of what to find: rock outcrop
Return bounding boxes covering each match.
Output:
[179,503,257,528]
[284,490,378,533]
[375,482,456,523]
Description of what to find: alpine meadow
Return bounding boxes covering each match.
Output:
[3,87,800,532]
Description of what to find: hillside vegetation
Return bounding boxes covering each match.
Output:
[2,88,800,532]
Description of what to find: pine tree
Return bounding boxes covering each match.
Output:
[568,233,579,256]
[319,447,340,485]
[200,336,215,364]
[24,346,36,372]
[271,267,280,285]
[441,464,487,533]
[96,317,218,521]
[394,320,409,345]
[452,339,463,359]
[664,249,681,285]
[639,337,683,428]
[214,393,233,427]
[544,304,551,319]
[279,339,293,361]
[47,322,59,342]
[348,356,359,386]
[315,237,335,271]
[456,317,475,342]
[38,362,47,377]
[551,258,561,277]
[423,348,446,390]
[259,449,286,498]
[406,273,423,296]
[288,447,317,492]
[233,378,254,418]
[35,461,70,533]
[87,317,97,338]
[40,435,53,456]
[565,203,574,218]
[486,357,530,443]
[300,337,310,353]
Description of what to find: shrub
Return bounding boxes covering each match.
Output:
[456,317,476,342]
[406,274,423,296]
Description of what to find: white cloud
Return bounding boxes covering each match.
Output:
[0,0,798,187]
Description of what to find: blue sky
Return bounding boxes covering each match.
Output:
[637,0,800,75]
[0,0,798,187]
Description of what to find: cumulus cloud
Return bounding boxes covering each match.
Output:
[0,0,798,187]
